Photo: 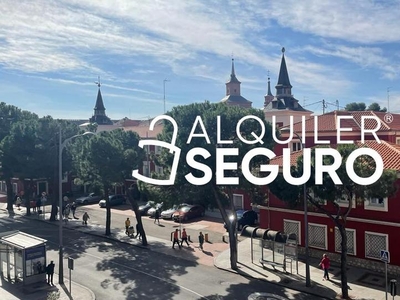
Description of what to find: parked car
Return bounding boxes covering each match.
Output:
[224,209,258,231]
[75,192,101,205]
[99,194,127,208]
[138,201,155,215]
[147,202,164,217]
[160,203,189,219]
[172,205,205,222]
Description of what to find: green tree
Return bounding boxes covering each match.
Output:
[153,102,274,269]
[268,144,397,299]
[0,103,37,211]
[367,102,387,112]
[344,102,366,111]
[73,129,144,236]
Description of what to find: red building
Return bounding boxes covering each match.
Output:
[261,111,400,274]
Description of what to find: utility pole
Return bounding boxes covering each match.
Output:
[322,99,327,114]
[387,87,392,112]
[336,100,339,111]
[163,79,170,114]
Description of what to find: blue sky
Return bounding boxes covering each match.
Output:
[0,0,399,120]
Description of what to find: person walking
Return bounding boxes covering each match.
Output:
[15,194,22,210]
[82,212,90,225]
[172,229,181,249]
[125,218,131,235]
[46,261,55,285]
[198,232,204,251]
[180,228,190,247]
[154,208,160,225]
[71,202,78,219]
[319,253,331,280]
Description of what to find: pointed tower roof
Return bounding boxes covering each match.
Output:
[227,58,241,83]
[267,76,273,96]
[276,47,292,88]
[94,88,106,111]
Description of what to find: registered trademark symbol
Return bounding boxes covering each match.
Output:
[384,113,393,123]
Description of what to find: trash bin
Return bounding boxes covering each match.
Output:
[204,233,209,242]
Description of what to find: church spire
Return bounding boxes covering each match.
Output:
[275,47,292,96]
[227,58,240,84]
[267,71,273,96]
[89,76,113,125]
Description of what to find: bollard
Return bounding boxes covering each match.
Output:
[204,233,209,242]
[170,232,173,241]
[390,279,397,298]
[188,235,191,242]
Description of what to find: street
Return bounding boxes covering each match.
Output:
[0,205,323,300]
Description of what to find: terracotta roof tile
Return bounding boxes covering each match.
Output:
[270,141,400,171]
[289,110,400,133]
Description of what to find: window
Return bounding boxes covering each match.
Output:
[155,165,163,175]
[308,223,327,249]
[291,142,302,152]
[335,228,356,255]
[336,193,356,208]
[365,232,388,260]
[233,194,243,210]
[396,137,400,145]
[142,161,150,177]
[283,220,300,244]
[155,146,162,155]
[364,197,388,212]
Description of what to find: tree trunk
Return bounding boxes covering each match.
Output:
[227,222,238,270]
[337,222,349,299]
[127,186,148,246]
[6,178,14,212]
[104,187,111,236]
[23,180,31,216]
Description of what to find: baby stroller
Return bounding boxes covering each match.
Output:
[127,226,135,238]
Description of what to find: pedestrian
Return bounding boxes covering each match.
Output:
[198,232,204,251]
[71,202,78,219]
[15,195,22,210]
[135,223,141,239]
[82,212,90,225]
[125,218,131,235]
[319,253,331,280]
[180,228,190,247]
[172,229,181,249]
[64,203,70,222]
[46,261,55,285]
[36,196,42,213]
[154,208,160,225]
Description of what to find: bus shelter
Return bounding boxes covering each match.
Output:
[241,226,298,274]
[0,231,47,285]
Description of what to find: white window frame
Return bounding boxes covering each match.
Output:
[155,165,163,175]
[308,223,328,250]
[283,219,301,245]
[232,194,244,210]
[289,141,302,152]
[155,146,162,155]
[365,231,388,260]
[396,137,400,145]
[335,228,356,255]
[142,161,151,177]
[364,197,388,212]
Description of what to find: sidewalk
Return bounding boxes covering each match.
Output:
[214,237,400,300]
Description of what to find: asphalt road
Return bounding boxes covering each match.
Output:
[0,208,324,300]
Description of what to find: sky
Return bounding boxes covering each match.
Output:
[0,0,400,121]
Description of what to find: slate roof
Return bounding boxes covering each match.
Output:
[220,95,252,105]
[265,97,311,112]
[275,50,292,89]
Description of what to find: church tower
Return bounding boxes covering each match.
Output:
[220,59,252,108]
[89,78,113,125]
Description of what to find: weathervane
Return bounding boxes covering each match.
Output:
[95,76,101,88]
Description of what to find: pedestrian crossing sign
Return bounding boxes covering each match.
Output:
[380,250,390,263]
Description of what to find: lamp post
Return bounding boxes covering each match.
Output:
[163,79,170,114]
[58,129,95,284]
[282,128,311,287]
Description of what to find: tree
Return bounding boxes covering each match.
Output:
[152,102,274,269]
[344,102,387,112]
[344,102,366,111]
[0,103,38,211]
[127,182,148,246]
[268,144,397,299]
[73,129,144,236]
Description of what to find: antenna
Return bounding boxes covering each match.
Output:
[322,99,327,114]
[387,87,392,112]
[336,99,339,111]
[95,76,101,88]
[163,79,170,114]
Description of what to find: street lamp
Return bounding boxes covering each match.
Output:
[163,79,170,114]
[281,128,311,287]
[58,129,95,284]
